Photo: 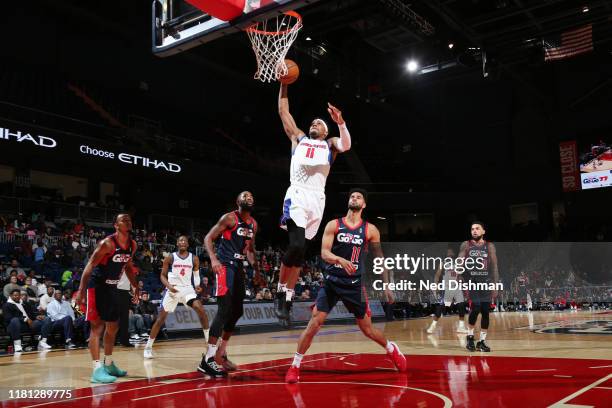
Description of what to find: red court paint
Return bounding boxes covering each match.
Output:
[3,353,611,407]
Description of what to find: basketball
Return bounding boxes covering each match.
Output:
[280,59,299,84]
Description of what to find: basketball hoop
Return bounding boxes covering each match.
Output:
[246,11,303,83]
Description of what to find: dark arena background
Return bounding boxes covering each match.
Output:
[1,1,611,407]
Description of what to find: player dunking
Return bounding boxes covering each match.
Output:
[198,191,260,377]
[76,214,139,383]
[459,221,499,352]
[144,235,209,359]
[285,189,406,383]
[426,247,468,334]
[276,83,353,320]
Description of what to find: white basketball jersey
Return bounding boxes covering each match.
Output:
[290,136,331,191]
[168,252,194,287]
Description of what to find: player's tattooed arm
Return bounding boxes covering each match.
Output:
[489,242,500,300]
[204,213,235,275]
[246,220,261,277]
[279,84,305,147]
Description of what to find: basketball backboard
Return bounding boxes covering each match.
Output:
[152,0,319,57]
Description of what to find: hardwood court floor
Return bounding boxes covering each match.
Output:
[1,310,611,407]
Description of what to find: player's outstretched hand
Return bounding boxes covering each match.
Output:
[327,103,344,125]
[337,257,356,275]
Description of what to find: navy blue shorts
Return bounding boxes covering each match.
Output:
[215,260,244,297]
[315,277,371,319]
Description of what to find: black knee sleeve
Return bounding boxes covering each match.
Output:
[210,296,232,339]
[457,302,466,318]
[283,221,306,267]
[480,302,491,329]
[434,303,443,319]
[468,305,480,326]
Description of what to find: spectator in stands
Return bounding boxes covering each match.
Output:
[199,276,214,302]
[3,288,49,353]
[39,285,55,311]
[299,289,311,301]
[37,277,52,301]
[3,275,22,299]
[6,260,26,281]
[45,289,77,349]
[136,292,157,332]
[61,267,73,288]
[23,277,38,302]
[128,308,148,340]
[263,289,273,301]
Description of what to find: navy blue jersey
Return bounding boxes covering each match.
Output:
[216,211,255,264]
[465,239,491,283]
[89,234,134,288]
[324,218,369,281]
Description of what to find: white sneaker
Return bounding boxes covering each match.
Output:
[426,323,436,334]
[456,325,468,333]
[144,348,154,359]
[38,341,52,350]
[130,334,140,340]
[14,345,23,353]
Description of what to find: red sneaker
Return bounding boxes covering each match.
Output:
[285,366,300,383]
[387,342,407,372]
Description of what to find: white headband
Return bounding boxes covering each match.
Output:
[314,118,329,134]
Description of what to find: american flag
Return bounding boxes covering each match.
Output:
[544,24,593,61]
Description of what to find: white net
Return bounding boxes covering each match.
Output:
[246,12,302,83]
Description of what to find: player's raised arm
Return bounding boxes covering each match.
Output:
[204,213,236,275]
[279,83,305,144]
[327,103,352,153]
[321,220,355,275]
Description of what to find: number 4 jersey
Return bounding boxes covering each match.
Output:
[168,252,195,287]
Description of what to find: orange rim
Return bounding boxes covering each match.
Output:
[245,11,302,36]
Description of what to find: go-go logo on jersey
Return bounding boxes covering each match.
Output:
[112,254,132,263]
[237,227,254,239]
[337,232,364,245]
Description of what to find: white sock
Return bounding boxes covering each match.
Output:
[146,338,155,349]
[203,329,209,342]
[458,320,465,327]
[65,338,71,343]
[286,289,294,302]
[430,320,437,328]
[385,341,395,353]
[480,331,487,341]
[41,338,48,343]
[218,339,228,357]
[292,352,303,368]
[93,360,102,370]
[206,344,218,360]
[468,328,474,336]
[104,355,113,366]
[14,340,21,347]
[278,282,287,292]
